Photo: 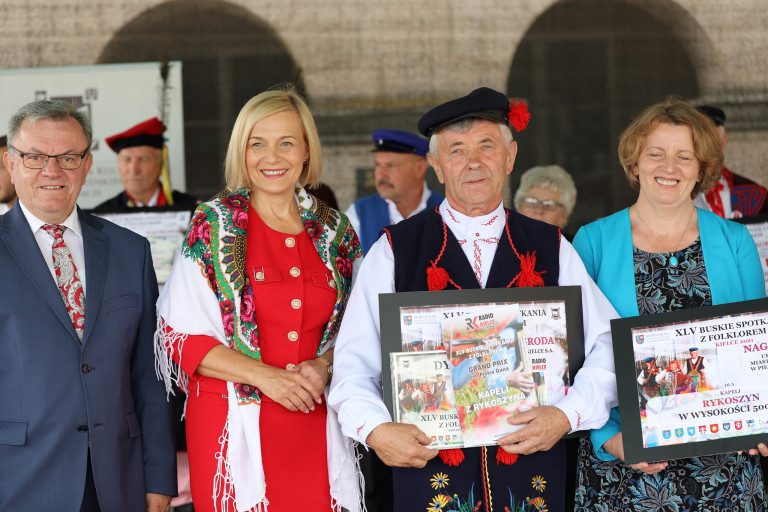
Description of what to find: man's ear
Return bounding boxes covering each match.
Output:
[505,141,518,177]
[427,153,444,184]
[4,151,16,184]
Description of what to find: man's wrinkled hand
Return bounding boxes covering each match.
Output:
[496,406,570,454]
[366,422,438,468]
[146,493,171,512]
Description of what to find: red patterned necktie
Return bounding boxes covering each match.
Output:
[42,224,86,341]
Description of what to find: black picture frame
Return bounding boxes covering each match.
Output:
[611,298,768,464]
[379,286,586,436]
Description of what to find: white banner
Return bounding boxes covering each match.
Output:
[0,61,185,208]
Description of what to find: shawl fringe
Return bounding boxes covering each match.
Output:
[154,317,190,399]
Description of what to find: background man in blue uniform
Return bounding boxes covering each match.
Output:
[345,129,443,254]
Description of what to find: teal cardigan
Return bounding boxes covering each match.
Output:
[572,207,765,460]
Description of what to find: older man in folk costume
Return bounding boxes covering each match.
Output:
[638,356,662,400]
[94,117,199,211]
[328,87,619,512]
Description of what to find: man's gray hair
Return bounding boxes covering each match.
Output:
[428,119,513,156]
[513,165,577,217]
[7,100,92,149]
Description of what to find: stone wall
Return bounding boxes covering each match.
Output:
[1,0,765,218]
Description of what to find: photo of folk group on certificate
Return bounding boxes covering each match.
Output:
[390,299,570,448]
[631,309,768,448]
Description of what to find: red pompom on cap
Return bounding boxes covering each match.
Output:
[507,99,531,132]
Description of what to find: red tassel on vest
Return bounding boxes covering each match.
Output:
[438,448,465,467]
[513,251,546,287]
[495,447,519,466]
[427,263,449,291]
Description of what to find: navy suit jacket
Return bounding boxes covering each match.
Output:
[0,205,176,511]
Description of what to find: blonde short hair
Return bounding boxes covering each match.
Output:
[618,96,722,199]
[225,85,322,191]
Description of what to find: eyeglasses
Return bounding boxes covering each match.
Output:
[520,196,564,212]
[9,145,89,170]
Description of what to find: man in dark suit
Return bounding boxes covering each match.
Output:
[0,100,176,511]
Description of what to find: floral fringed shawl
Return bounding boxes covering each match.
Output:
[155,186,363,512]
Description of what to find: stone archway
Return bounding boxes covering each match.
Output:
[98,0,300,200]
[507,0,705,229]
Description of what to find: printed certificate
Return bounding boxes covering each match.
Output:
[379,286,585,446]
[390,351,463,449]
[93,210,192,284]
[612,298,768,464]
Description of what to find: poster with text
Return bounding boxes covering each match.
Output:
[612,299,768,463]
[390,351,463,449]
[379,287,586,445]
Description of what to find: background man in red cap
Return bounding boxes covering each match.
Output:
[693,105,768,218]
[94,117,199,210]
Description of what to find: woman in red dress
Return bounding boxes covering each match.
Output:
[155,86,362,512]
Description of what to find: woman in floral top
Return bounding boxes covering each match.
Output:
[155,87,362,512]
[572,97,767,511]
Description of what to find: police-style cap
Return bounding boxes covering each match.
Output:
[644,356,654,362]
[417,87,531,138]
[695,105,726,127]
[372,129,429,156]
[106,117,166,153]
[689,347,699,352]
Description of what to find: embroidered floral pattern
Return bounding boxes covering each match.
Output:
[421,465,552,511]
[428,494,453,511]
[304,218,323,243]
[187,211,211,247]
[431,472,450,490]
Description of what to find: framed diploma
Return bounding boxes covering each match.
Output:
[379,286,585,447]
[611,298,768,464]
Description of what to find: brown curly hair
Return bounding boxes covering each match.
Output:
[618,96,723,199]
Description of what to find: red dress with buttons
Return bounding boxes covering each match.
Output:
[173,208,337,511]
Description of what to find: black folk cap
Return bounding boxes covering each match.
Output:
[417,87,530,138]
[695,105,726,127]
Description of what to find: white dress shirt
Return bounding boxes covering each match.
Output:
[18,201,87,295]
[328,199,619,446]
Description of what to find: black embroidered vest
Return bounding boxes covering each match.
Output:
[383,207,560,292]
